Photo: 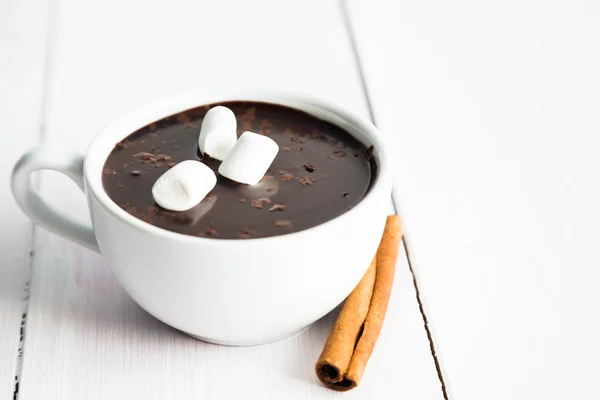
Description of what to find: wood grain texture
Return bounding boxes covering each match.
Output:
[348,0,600,398]
[17,0,441,399]
[0,0,51,398]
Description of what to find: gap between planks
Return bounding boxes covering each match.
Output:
[13,0,60,397]
[403,238,449,399]
[338,0,449,398]
[12,232,34,400]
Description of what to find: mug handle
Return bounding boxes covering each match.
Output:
[11,146,100,253]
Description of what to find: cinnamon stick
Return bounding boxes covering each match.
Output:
[315,215,402,391]
[316,257,377,387]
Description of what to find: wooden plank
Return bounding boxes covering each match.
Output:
[348,0,600,398]
[18,0,441,398]
[0,0,51,398]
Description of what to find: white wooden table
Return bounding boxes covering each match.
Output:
[1,0,599,399]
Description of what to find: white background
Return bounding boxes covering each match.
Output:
[1,0,599,399]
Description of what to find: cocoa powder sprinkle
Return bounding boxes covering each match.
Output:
[251,198,271,209]
[274,220,293,228]
[237,228,258,239]
[303,163,316,173]
[330,150,346,159]
[297,177,312,186]
[269,204,286,212]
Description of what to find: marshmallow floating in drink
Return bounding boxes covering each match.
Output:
[153,107,278,211]
[198,106,237,161]
[218,131,279,185]
[152,160,217,211]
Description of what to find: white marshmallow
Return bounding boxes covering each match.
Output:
[218,131,279,185]
[152,160,217,211]
[198,106,237,161]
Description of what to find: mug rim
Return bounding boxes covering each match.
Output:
[84,90,392,246]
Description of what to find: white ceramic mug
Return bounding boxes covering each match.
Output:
[11,92,392,346]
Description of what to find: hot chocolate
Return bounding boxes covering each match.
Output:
[102,101,376,239]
